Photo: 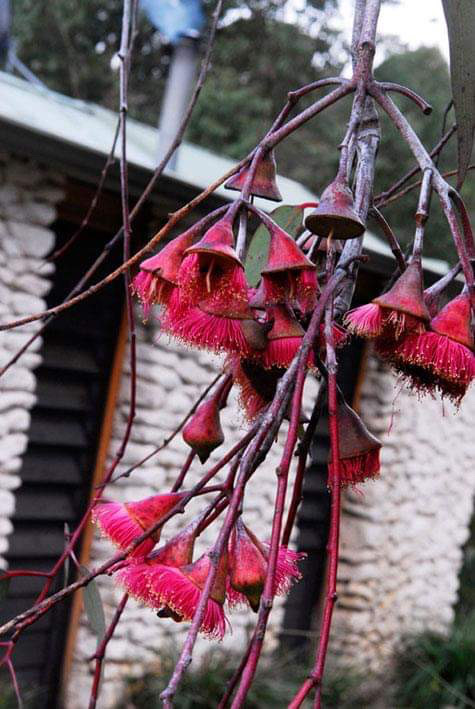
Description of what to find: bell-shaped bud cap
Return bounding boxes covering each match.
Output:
[337,400,382,459]
[261,304,312,369]
[224,150,282,202]
[373,260,430,322]
[182,549,229,605]
[149,513,205,568]
[261,225,314,275]
[329,400,382,485]
[126,492,186,533]
[240,318,269,350]
[266,304,305,341]
[228,518,267,612]
[140,227,198,285]
[227,519,305,611]
[185,216,241,265]
[305,179,365,240]
[182,387,225,463]
[430,292,474,350]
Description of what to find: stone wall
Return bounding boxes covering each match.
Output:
[0,153,62,569]
[331,353,475,675]
[67,314,319,708]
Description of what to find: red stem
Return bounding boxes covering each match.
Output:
[230,360,307,707]
[171,451,196,492]
[289,304,342,709]
[281,382,326,547]
[369,207,406,274]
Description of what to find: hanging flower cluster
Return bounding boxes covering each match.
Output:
[345,262,475,404]
[118,145,474,655]
[133,170,321,421]
[93,494,304,638]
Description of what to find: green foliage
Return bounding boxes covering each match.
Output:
[245,204,304,285]
[393,613,475,709]
[11,0,165,113]
[81,566,106,645]
[115,645,364,708]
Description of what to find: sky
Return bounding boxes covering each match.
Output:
[335,0,450,65]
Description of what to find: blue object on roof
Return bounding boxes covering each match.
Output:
[140,0,205,44]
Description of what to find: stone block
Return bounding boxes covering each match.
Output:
[10,292,45,315]
[0,433,28,463]
[0,390,36,411]
[0,457,22,474]
[0,221,54,258]
[0,489,15,516]
[15,273,51,297]
[0,366,36,392]
[0,473,21,490]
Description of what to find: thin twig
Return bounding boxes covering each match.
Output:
[369,207,406,273]
[373,125,456,207]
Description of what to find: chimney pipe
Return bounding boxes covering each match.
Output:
[157,35,199,171]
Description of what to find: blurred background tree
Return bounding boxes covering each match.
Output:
[10,0,474,259]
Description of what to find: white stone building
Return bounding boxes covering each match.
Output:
[0,71,473,708]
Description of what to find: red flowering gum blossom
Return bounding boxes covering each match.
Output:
[262,304,313,369]
[178,215,248,308]
[182,379,231,463]
[132,228,197,319]
[304,178,365,240]
[117,516,203,605]
[119,550,229,638]
[344,302,385,339]
[260,223,316,309]
[224,149,283,202]
[165,297,266,357]
[328,400,382,486]
[345,260,430,340]
[91,492,185,558]
[384,293,475,404]
[227,518,304,612]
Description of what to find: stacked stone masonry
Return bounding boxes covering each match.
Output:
[331,353,475,676]
[0,153,63,569]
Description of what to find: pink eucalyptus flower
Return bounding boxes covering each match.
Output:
[227,518,304,612]
[92,492,185,558]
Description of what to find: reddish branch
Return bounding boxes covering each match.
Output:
[289,305,342,709]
